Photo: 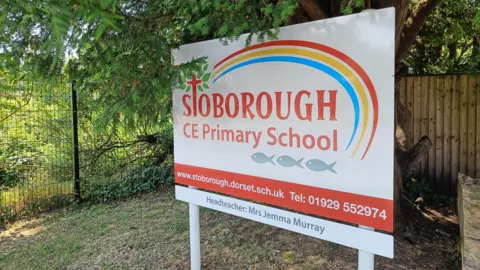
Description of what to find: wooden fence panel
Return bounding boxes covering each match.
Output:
[451,75,460,192]
[443,76,452,193]
[421,76,429,175]
[467,76,477,179]
[435,76,445,192]
[460,76,469,178]
[399,74,480,195]
[407,77,415,148]
[477,76,480,179]
[427,77,436,182]
[414,76,423,177]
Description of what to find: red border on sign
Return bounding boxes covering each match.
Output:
[175,163,393,232]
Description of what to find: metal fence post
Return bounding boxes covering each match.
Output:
[71,80,81,202]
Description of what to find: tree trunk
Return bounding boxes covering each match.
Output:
[394,77,433,214]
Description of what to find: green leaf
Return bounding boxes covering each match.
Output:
[343,6,353,15]
[95,24,107,40]
[102,16,121,31]
[198,84,204,91]
[100,0,112,9]
[87,9,100,23]
[353,0,364,8]
[132,92,139,102]
[475,10,480,26]
[202,73,211,82]
[218,25,229,36]
[202,83,209,89]
[186,85,192,92]
[202,64,208,71]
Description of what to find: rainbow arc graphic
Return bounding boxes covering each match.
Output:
[211,40,378,160]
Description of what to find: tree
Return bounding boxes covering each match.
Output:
[404,0,480,74]
[2,0,479,215]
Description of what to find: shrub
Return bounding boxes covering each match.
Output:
[0,169,22,189]
[85,156,174,203]
[404,177,456,206]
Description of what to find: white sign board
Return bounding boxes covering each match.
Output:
[173,8,395,258]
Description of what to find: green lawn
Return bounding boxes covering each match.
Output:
[1,181,73,209]
[0,189,460,269]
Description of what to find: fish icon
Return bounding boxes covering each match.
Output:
[276,155,304,169]
[251,152,275,165]
[305,159,337,174]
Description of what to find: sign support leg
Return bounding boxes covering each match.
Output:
[189,202,201,270]
[358,226,374,270]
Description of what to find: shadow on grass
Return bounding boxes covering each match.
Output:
[0,188,461,270]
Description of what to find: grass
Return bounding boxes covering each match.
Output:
[1,181,73,216]
[0,188,461,269]
[1,181,72,205]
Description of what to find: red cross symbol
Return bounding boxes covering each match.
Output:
[187,74,202,91]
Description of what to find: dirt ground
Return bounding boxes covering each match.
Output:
[0,189,461,269]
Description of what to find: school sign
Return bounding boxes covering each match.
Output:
[173,8,395,262]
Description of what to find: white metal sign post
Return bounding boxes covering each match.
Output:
[189,202,200,270]
[358,225,375,270]
[172,8,395,270]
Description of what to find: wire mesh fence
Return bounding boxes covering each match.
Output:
[0,78,173,221]
[0,79,74,220]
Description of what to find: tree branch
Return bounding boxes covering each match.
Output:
[393,0,410,54]
[329,0,342,17]
[0,85,33,123]
[290,4,310,24]
[365,0,372,9]
[80,140,140,169]
[400,136,433,177]
[299,0,328,20]
[396,0,440,67]
[448,42,457,60]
